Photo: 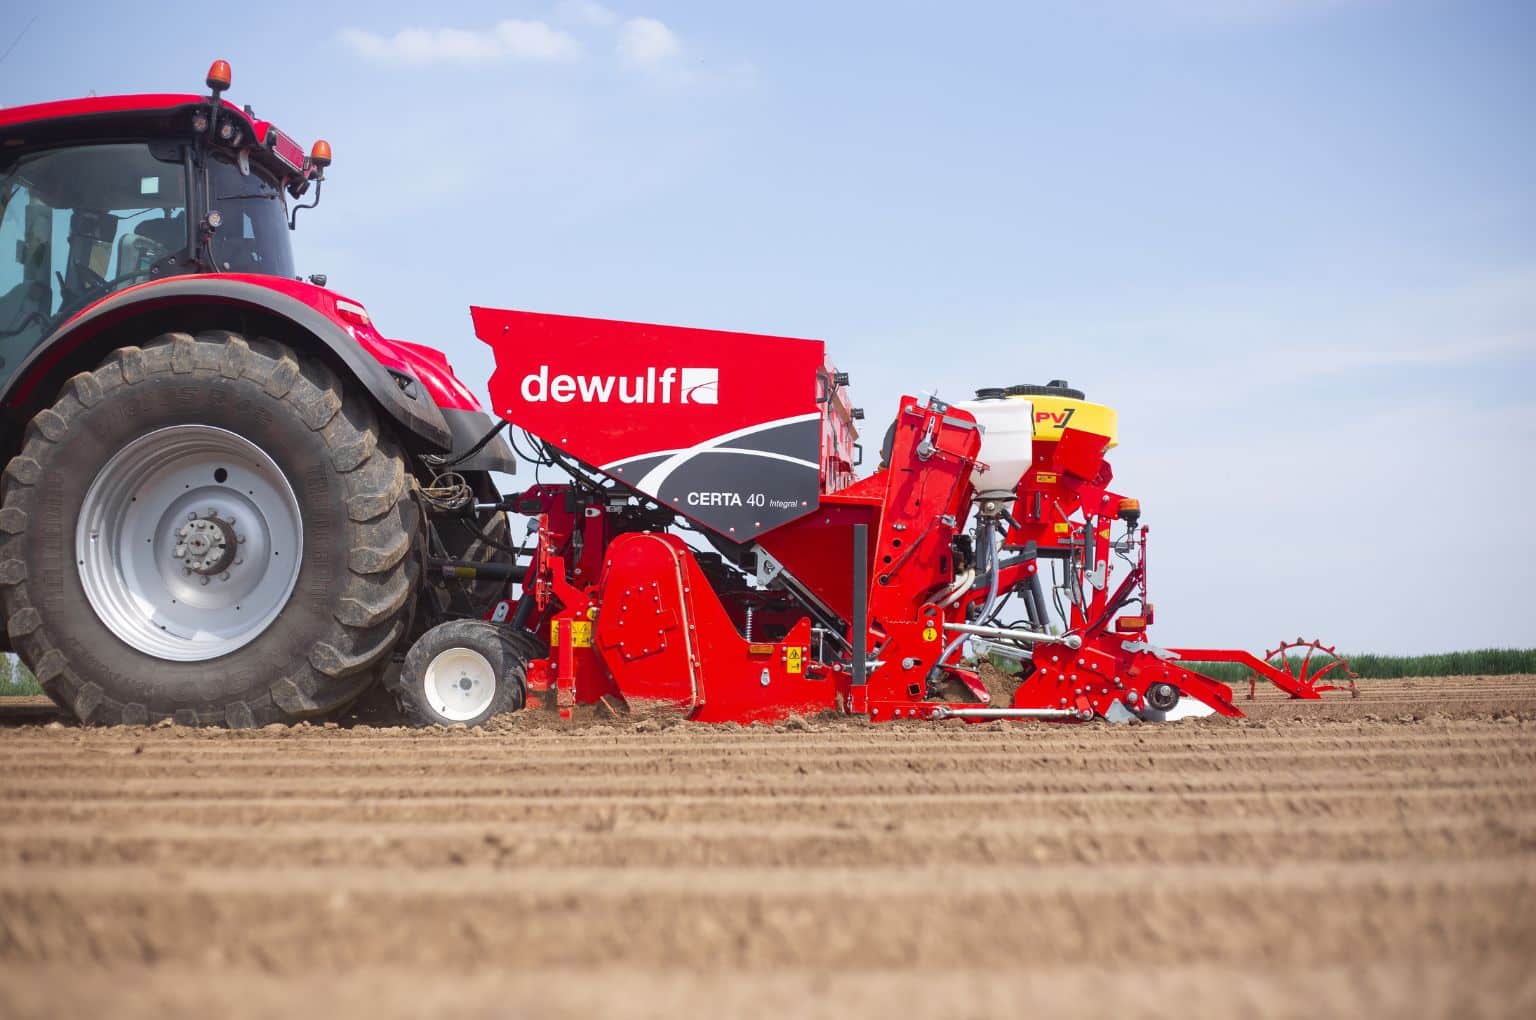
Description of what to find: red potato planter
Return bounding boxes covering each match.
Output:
[466,310,1350,726]
[0,61,1347,727]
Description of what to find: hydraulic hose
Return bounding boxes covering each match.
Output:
[933,519,1001,679]
[425,419,510,469]
[979,546,1003,625]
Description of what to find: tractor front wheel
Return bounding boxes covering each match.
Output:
[0,331,421,726]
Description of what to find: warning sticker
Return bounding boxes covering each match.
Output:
[785,647,804,674]
[922,625,939,642]
[550,620,593,648]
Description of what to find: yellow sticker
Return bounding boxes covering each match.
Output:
[1053,522,1070,534]
[1036,472,1058,484]
[785,647,804,674]
[549,620,560,647]
[570,620,593,648]
[922,625,939,642]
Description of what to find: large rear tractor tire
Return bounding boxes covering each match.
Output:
[0,331,422,726]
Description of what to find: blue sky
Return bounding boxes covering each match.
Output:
[3,0,1533,653]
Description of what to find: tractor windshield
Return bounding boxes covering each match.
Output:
[0,143,190,389]
[205,152,295,279]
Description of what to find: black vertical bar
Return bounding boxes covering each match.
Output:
[852,523,868,687]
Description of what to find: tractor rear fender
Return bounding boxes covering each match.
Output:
[0,276,510,472]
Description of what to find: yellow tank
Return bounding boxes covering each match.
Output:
[1011,393,1118,448]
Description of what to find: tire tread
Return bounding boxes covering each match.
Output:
[0,330,421,726]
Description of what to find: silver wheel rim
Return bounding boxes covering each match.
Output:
[423,647,496,722]
[75,425,304,661]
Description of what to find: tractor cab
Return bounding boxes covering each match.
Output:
[0,62,326,388]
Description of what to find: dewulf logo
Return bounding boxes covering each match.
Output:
[679,368,718,404]
[519,366,718,405]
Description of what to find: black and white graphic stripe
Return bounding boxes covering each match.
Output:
[603,413,821,539]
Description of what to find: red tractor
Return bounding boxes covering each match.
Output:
[0,62,516,726]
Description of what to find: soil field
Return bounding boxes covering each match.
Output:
[1,676,1535,1019]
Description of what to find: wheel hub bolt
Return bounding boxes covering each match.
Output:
[171,513,239,576]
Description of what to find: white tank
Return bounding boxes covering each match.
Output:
[955,395,1035,496]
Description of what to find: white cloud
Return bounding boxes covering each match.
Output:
[339,27,497,64]
[339,19,582,66]
[617,17,682,69]
[341,11,707,81]
[558,1,619,28]
[497,20,583,61]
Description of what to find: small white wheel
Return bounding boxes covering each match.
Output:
[422,647,497,722]
[393,620,527,727]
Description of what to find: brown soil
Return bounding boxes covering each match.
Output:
[2,677,1535,1019]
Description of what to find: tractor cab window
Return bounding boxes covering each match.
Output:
[0,143,189,388]
[206,152,295,280]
